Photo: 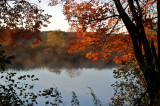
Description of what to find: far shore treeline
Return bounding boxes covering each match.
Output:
[3,30,116,69]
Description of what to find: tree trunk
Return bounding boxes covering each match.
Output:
[151,90,160,106]
[149,74,160,105]
[113,0,160,105]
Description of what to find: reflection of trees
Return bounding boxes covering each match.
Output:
[110,67,150,105]
[65,68,82,78]
[48,68,62,75]
[1,66,152,105]
[48,68,82,78]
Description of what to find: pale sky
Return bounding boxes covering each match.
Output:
[32,0,70,32]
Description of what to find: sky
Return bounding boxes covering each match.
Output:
[33,0,127,33]
[31,0,70,32]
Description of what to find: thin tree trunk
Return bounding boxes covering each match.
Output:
[157,0,160,70]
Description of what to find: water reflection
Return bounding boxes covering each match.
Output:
[48,68,82,78]
[1,46,152,105]
[0,66,152,105]
[2,68,116,105]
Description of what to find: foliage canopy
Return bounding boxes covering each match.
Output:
[0,0,51,45]
[50,0,160,105]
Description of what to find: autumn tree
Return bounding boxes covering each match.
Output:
[0,0,51,45]
[50,0,160,105]
[47,30,65,47]
[0,0,51,70]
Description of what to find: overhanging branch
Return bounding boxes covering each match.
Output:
[74,14,120,22]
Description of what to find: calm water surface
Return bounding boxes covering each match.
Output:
[6,67,117,106]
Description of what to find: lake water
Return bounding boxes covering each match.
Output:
[5,67,117,106]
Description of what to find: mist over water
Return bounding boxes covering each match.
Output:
[2,45,118,105]
[7,46,116,70]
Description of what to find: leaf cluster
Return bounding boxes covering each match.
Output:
[110,67,149,105]
[0,45,14,70]
[0,0,52,45]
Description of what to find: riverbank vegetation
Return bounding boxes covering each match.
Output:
[4,30,116,69]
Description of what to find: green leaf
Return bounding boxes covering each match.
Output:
[27,75,30,78]
[31,75,35,78]
[50,95,56,97]
[46,101,49,104]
